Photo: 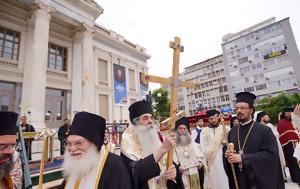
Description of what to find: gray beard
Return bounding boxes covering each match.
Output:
[176,131,192,146]
[0,159,14,180]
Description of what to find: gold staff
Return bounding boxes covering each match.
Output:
[227,143,239,189]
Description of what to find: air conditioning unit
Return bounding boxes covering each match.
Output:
[266,77,270,80]
[294,83,298,86]
[256,36,260,40]
[255,48,259,51]
[254,80,257,83]
[249,60,252,63]
[241,73,244,76]
[289,71,293,74]
[234,65,237,68]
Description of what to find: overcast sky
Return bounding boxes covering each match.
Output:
[95,0,300,89]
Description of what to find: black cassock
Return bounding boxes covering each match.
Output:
[59,153,132,189]
[121,153,183,189]
[223,121,285,189]
[58,124,69,155]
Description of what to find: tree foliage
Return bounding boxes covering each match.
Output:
[152,88,170,121]
[256,92,300,124]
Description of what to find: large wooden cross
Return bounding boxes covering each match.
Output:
[141,36,195,168]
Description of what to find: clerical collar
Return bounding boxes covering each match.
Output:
[208,124,219,128]
[240,119,252,126]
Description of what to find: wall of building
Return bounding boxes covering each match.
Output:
[0,0,150,129]
[222,18,300,108]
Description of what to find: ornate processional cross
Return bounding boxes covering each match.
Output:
[141,36,195,168]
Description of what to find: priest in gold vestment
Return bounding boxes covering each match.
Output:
[174,117,204,189]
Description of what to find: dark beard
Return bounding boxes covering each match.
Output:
[176,131,192,146]
[0,158,14,180]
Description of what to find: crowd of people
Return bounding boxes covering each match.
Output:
[1,91,300,189]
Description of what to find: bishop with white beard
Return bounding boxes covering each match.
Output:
[121,100,178,189]
[59,111,131,189]
[173,117,204,189]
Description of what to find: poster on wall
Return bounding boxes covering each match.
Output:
[113,64,127,105]
[139,73,149,100]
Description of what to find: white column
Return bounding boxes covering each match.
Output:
[71,32,83,116]
[81,25,95,113]
[21,4,54,130]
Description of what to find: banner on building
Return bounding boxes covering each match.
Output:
[139,73,149,100]
[113,64,127,105]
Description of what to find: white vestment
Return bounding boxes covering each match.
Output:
[291,113,300,160]
[266,123,286,173]
[174,142,204,189]
[200,125,229,189]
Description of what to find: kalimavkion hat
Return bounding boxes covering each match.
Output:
[256,111,268,122]
[206,109,220,118]
[128,100,152,123]
[69,111,106,150]
[0,111,18,135]
[175,117,190,133]
[236,92,256,107]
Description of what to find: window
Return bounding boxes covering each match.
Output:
[0,96,9,111]
[244,87,254,92]
[128,69,136,91]
[223,86,228,92]
[225,95,230,101]
[98,59,108,86]
[0,26,20,60]
[48,43,67,71]
[255,84,267,91]
[238,57,248,64]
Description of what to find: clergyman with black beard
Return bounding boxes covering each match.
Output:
[0,111,22,189]
[174,117,204,189]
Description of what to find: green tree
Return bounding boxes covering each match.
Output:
[256,92,300,124]
[152,88,170,121]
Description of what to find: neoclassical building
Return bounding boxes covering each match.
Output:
[0,0,150,130]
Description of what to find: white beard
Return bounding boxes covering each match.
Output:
[62,144,99,179]
[176,130,192,146]
[133,123,162,157]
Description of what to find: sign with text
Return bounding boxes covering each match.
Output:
[264,50,286,60]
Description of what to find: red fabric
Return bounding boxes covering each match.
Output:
[277,118,299,146]
[157,132,163,143]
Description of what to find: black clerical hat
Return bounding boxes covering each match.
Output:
[236,92,256,107]
[69,111,106,150]
[256,111,268,122]
[283,107,294,112]
[128,100,152,123]
[175,117,190,133]
[206,109,220,117]
[0,111,18,135]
